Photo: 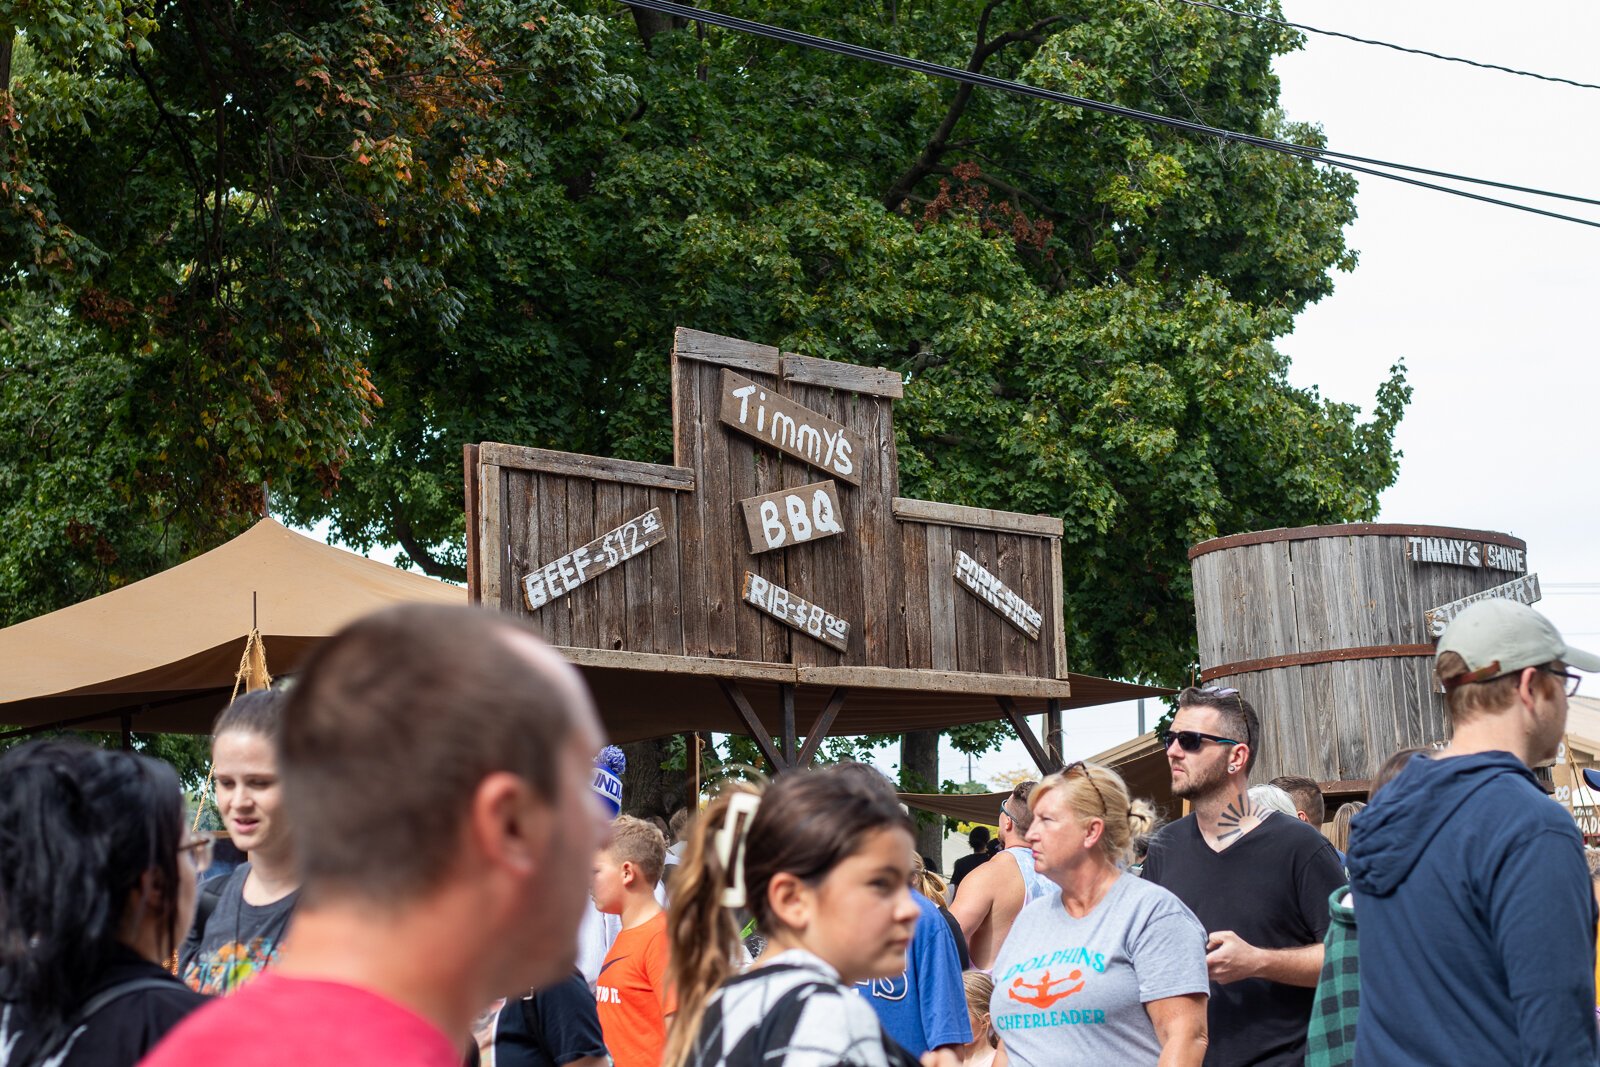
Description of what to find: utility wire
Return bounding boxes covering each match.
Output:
[621,0,1600,229]
[1170,0,1600,93]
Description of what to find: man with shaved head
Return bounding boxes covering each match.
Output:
[146,604,611,1067]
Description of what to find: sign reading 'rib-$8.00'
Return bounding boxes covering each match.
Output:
[742,571,850,652]
[522,508,667,611]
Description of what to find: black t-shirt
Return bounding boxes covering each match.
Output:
[0,948,208,1067]
[179,863,299,995]
[1141,811,1345,1067]
[949,851,989,890]
[493,970,608,1067]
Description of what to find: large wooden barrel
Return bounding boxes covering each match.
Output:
[1189,523,1534,784]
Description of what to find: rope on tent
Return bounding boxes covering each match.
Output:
[190,628,272,832]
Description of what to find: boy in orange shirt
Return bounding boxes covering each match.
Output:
[592,816,675,1067]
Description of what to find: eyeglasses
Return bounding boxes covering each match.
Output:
[999,800,1014,824]
[1161,729,1241,753]
[180,834,214,874]
[1542,666,1582,697]
[1063,761,1108,815]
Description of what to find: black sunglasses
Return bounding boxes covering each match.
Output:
[1160,729,1240,753]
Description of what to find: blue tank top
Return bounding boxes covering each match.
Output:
[1005,845,1053,902]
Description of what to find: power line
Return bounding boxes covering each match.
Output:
[621,0,1600,229]
[1170,0,1600,93]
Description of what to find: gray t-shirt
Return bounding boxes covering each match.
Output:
[989,872,1207,1066]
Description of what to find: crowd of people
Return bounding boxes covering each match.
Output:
[0,597,1596,1067]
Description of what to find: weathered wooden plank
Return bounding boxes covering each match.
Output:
[784,378,866,664]
[796,666,1074,699]
[1048,537,1068,679]
[463,445,481,605]
[926,525,957,671]
[779,352,904,398]
[997,695,1064,774]
[717,679,787,770]
[1404,534,1527,574]
[522,504,666,614]
[749,450,791,665]
[796,688,850,767]
[954,544,1044,641]
[478,442,694,491]
[556,645,795,682]
[507,470,544,636]
[718,369,864,486]
[729,430,770,663]
[952,530,984,675]
[738,479,845,555]
[893,497,1065,537]
[742,571,850,653]
[564,479,598,648]
[480,460,505,611]
[901,524,932,669]
[866,394,905,671]
[672,353,711,657]
[621,485,657,654]
[650,489,686,657]
[592,481,628,653]
[699,360,739,656]
[1425,573,1542,637]
[676,327,783,375]
[536,475,572,647]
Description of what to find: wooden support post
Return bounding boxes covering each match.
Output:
[121,712,134,752]
[718,680,787,771]
[779,683,797,769]
[1045,698,1063,765]
[796,688,850,768]
[997,695,1062,775]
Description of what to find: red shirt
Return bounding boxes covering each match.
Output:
[139,973,463,1067]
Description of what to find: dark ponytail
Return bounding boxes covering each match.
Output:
[0,740,184,1030]
[663,763,912,1067]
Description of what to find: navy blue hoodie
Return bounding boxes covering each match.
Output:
[1346,751,1598,1066]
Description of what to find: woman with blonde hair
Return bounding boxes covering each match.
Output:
[1327,802,1364,858]
[989,763,1209,1066]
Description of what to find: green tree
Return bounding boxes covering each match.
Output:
[4,2,1407,835]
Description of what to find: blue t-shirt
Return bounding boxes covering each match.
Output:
[857,890,973,1056]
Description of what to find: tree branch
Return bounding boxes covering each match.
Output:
[883,8,1067,212]
[392,509,467,583]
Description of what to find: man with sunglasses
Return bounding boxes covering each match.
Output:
[950,781,1051,969]
[1141,685,1346,1067]
[1345,599,1600,1067]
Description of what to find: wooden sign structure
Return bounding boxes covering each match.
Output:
[466,328,1084,774]
[1406,535,1527,573]
[1424,572,1542,637]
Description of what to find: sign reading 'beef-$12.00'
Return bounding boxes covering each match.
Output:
[742,572,850,652]
[718,369,864,485]
[523,508,667,611]
[953,550,1043,640]
[738,480,845,555]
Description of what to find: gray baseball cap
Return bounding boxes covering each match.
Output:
[1437,598,1600,684]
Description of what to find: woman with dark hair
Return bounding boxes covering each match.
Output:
[663,763,955,1067]
[0,739,209,1065]
[180,687,299,994]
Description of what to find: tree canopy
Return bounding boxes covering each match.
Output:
[2,0,1408,705]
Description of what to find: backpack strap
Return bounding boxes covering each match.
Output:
[24,976,182,1067]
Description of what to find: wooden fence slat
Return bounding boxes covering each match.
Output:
[478,442,693,491]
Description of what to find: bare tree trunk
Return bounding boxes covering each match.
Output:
[620,737,690,821]
[901,729,943,875]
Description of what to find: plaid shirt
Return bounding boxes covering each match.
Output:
[1305,883,1359,1067]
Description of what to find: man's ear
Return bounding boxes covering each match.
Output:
[765,871,812,933]
[1229,743,1251,776]
[473,771,552,876]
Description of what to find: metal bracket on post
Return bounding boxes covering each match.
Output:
[997,695,1063,775]
[718,679,789,772]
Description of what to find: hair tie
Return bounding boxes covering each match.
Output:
[713,792,761,909]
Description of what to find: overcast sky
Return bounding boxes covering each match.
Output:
[946,0,1600,787]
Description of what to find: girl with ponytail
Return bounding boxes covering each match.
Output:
[0,740,208,1066]
[663,762,956,1067]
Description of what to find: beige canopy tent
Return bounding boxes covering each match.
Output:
[0,519,465,737]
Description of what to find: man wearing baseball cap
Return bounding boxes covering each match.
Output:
[1346,599,1600,1066]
